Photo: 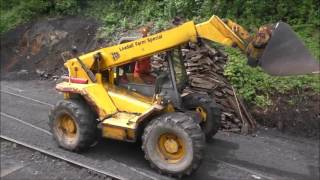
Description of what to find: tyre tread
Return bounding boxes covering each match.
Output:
[182,93,221,138]
[142,112,205,177]
[49,98,97,152]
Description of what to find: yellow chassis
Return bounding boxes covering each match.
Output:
[56,81,169,141]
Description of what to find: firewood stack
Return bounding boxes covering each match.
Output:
[151,42,256,134]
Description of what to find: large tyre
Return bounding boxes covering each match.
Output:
[49,99,97,152]
[142,112,205,177]
[182,93,221,139]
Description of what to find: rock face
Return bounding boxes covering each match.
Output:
[1,17,100,80]
[151,42,256,134]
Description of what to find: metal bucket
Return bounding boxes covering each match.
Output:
[259,22,319,76]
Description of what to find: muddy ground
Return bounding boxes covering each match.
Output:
[0,16,319,138]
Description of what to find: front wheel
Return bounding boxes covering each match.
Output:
[142,112,205,177]
[49,99,97,152]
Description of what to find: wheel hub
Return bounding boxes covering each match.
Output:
[164,138,179,153]
[158,133,185,162]
[58,114,77,138]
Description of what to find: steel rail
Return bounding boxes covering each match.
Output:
[0,90,125,179]
[1,113,158,180]
[0,90,54,107]
[0,92,158,180]
[1,112,52,135]
[0,135,124,180]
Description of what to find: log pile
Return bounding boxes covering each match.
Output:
[151,42,256,134]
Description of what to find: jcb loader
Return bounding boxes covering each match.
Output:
[49,15,319,177]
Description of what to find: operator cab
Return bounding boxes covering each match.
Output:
[115,48,188,107]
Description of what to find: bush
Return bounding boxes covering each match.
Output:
[54,0,80,15]
[0,0,51,33]
[0,0,83,33]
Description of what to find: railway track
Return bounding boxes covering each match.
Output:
[0,88,161,180]
[0,112,159,180]
[0,89,123,179]
[0,86,279,180]
[1,135,121,180]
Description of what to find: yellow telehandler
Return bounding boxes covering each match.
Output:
[49,15,318,177]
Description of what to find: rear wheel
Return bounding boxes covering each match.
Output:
[142,112,205,177]
[182,93,221,139]
[49,99,97,151]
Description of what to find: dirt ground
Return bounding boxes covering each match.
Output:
[1,16,319,139]
[251,90,320,138]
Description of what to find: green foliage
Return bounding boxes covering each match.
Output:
[223,27,320,107]
[2,0,319,33]
[0,0,84,33]
[96,25,116,40]
[54,0,80,15]
[0,0,51,33]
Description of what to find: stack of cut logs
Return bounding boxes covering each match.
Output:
[151,42,256,134]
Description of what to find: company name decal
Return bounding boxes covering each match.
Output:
[119,34,163,52]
